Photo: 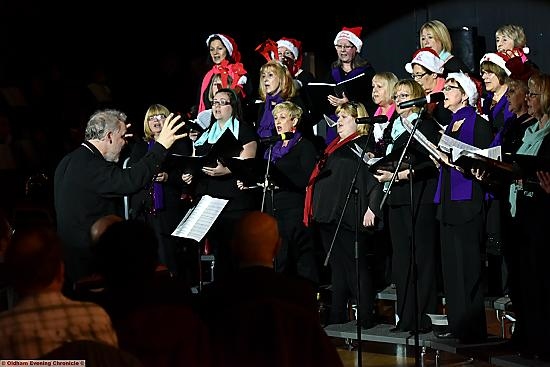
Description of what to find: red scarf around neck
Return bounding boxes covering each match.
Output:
[303,132,359,226]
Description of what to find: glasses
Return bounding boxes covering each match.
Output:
[148,114,166,122]
[393,93,410,100]
[212,99,231,106]
[411,72,428,80]
[526,91,541,98]
[443,85,461,92]
[335,44,354,51]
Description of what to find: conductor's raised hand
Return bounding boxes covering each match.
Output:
[156,113,187,149]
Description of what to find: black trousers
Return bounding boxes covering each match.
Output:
[318,223,375,326]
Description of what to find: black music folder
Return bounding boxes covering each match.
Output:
[453,151,517,184]
[367,145,411,173]
[507,153,550,182]
[169,129,243,173]
[223,157,294,189]
[305,73,367,118]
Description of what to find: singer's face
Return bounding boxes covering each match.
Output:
[336,111,357,139]
[372,77,392,107]
[209,39,228,65]
[273,110,295,134]
[495,32,515,53]
[420,29,443,54]
[394,87,414,116]
[442,82,464,112]
[212,92,233,122]
[261,68,281,95]
[335,42,356,63]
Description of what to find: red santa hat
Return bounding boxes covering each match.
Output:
[277,37,303,70]
[333,26,363,52]
[206,33,241,63]
[480,52,511,76]
[405,47,445,74]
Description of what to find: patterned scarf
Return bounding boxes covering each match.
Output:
[265,132,301,162]
[303,132,359,226]
[434,106,477,203]
[258,93,284,138]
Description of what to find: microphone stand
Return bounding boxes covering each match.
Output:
[324,127,374,367]
[380,107,426,367]
[261,143,274,212]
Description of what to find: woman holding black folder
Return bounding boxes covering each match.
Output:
[435,72,493,343]
[373,79,440,334]
[182,88,258,280]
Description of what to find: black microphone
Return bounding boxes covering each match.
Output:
[355,115,388,124]
[259,131,295,144]
[398,92,445,109]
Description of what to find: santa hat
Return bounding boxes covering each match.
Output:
[480,52,511,76]
[206,33,241,63]
[505,56,537,81]
[447,72,479,106]
[333,26,363,52]
[277,37,303,70]
[405,47,445,74]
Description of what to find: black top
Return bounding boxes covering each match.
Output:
[54,141,167,250]
[194,121,258,211]
[312,135,383,231]
[266,137,319,212]
[128,139,193,233]
[386,117,441,206]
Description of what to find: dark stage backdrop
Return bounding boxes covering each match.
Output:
[0,0,548,122]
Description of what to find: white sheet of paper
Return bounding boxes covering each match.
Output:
[171,195,228,242]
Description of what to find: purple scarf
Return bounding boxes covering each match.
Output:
[264,132,301,162]
[148,140,164,211]
[258,93,284,138]
[434,106,476,203]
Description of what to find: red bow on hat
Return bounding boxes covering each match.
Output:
[213,59,247,91]
[255,39,279,63]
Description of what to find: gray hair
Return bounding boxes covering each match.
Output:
[85,109,127,140]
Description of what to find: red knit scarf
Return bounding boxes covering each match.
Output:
[303,132,359,226]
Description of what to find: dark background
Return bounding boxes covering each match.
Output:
[0,0,548,123]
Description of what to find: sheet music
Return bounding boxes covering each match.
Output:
[350,142,380,165]
[171,195,228,242]
[438,134,502,162]
[323,114,337,127]
[401,115,442,160]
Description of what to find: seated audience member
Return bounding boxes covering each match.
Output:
[92,220,193,322]
[93,220,207,367]
[201,211,341,367]
[0,225,118,359]
[200,211,319,320]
